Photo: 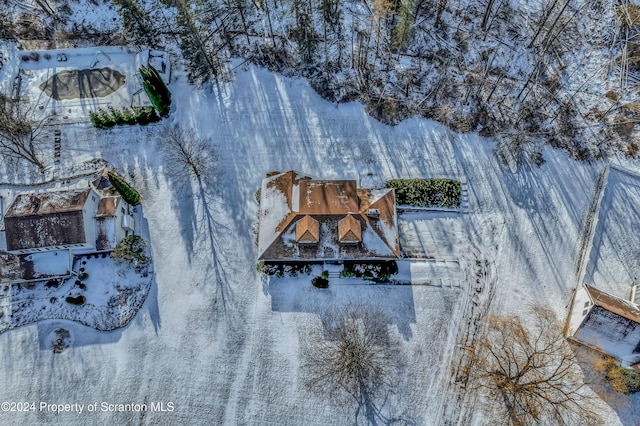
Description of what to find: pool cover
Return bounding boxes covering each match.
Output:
[39,67,126,100]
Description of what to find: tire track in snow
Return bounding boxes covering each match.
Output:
[431,218,502,425]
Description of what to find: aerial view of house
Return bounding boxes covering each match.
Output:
[258,171,399,262]
[2,0,640,425]
[567,285,640,370]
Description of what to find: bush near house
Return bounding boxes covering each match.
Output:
[341,261,398,282]
[108,171,141,205]
[111,235,148,265]
[385,178,461,208]
[312,276,329,288]
[140,65,171,118]
[65,295,86,305]
[258,262,313,277]
[600,357,640,394]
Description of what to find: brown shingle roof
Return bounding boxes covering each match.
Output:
[299,180,358,214]
[338,214,362,243]
[586,285,640,325]
[296,215,319,243]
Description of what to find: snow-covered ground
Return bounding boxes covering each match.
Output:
[585,166,640,303]
[13,45,170,124]
[0,63,638,424]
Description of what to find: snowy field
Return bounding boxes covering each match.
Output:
[0,64,638,424]
[585,167,640,303]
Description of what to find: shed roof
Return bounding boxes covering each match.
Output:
[586,285,640,325]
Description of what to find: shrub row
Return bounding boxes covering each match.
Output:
[90,106,160,129]
[341,261,398,282]
[385,178,461,208]
[258,262,313,278]
[108,171,141,205]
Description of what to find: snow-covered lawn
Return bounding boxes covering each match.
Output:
[585,166,640,302]
[0,64,637,423]
[0,250,152,336]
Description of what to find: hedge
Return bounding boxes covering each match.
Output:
[341,261,398,282]
[108,171,141,205]
[385,178,461,208]
[90,106,160,129]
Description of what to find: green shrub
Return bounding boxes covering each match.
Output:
[341,269,356,278]
[342,261,398,282]
[259,262,315,277]
[65,295,85,305]
[78,272,88,280]
[140,65,171,118]
[111,235,148,265]
[108,171,141,205]
[134,106,160,125]
[90,107,160,129]
[603,359,640,394]
[385,178,461,208]
[312,276,329,288]
[321,270,329,279]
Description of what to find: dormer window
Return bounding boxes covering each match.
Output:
[296,215,319,244]
[338,214,362,244]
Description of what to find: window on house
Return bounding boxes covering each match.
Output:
[121,207,125,214]
[584,301,589,308]
[582,309,589,316]
[92,196,96,202]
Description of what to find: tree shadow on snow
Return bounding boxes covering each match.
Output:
[267,277,417,341]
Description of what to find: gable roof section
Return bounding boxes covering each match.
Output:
[4,189,90,251]
[338,214,362,243]
[258,171,314,258]
[586,285,640,325]
[358,188,399,257]
[296,215,319,243]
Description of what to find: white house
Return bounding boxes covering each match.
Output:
[567,284,640,370]
[3,184,134,255]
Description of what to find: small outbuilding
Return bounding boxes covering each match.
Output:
[567,284,640,370]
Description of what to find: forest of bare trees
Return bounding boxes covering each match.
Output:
[3,0,640,159]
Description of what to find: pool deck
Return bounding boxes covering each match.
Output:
[15,46,170,124]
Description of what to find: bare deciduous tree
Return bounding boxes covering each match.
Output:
[0,93,45,171]
[160,124,214,181]
[302,303,405,424]
[469,306,601,426]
